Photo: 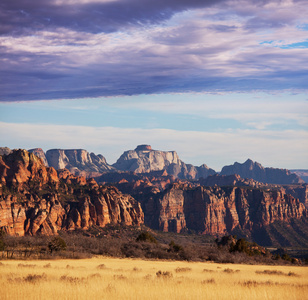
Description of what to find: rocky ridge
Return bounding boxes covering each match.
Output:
[135,182,307,237]
[28,148,114,177]
[0,149,143,236]
[2,147,305,184]
[113,145,216,180]
[0,148,308,247]
[221,159,304,184]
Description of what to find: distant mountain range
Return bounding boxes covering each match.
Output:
[220,158,304,184]
[0,145,305,184]
[0,147,308,248]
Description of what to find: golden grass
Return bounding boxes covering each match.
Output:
[0,258,307,300]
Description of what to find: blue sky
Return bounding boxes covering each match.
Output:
[0,0,308,170]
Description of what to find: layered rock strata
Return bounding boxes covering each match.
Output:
[113,145,216,180]
[0,150,143,236]
[138,183,307,236]
[221,159,304,184]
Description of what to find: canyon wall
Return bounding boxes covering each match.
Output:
[138,183,307,236]
[0,150,143,236]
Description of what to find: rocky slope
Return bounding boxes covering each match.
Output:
[28,148,49,166]
[220,159,304,184]
[4,146,305,185]
[28,148,114,177]
[113,145,216,180]
[0,149,143,236]
[135,183,307,238]
[291,169,308,183]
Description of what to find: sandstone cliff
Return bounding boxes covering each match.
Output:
[135,183,307,237]
[0,150,143,236]
[220,159,304,184]
[113,145,216,180]
[28,148,49,166]
[44,148,114,176]
[0,147,12,156]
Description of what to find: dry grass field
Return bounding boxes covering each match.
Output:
[0,257,307,300]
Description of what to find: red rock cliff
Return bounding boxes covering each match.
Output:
[139,183,307,236]
[0,150,143,236]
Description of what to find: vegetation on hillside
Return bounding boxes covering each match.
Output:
[0,225,305,265]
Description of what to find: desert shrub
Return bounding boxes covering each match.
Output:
[201,279,216,284]
[114,274,127,280]
[18,264,36,268]
[121,242,146,258]
[97,264,106,269]
[175,267,191,273]
[48,236,67,253]
[230,238,250,254]
[24,273,47,283]
[0,239,5,251]
[203,269,214,273]
[282,253,292,262]
[136,232,157,243]
[156,271,173,278]
[223,268,240,273]
[169,240,183,252]
[60,275,85,284]
[256,270,298,277]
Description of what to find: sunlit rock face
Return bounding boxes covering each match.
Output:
[113,145,216,180]
[25,148,115,178]
[139,183,307,235]
[0,150,143,236]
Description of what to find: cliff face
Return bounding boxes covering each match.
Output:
[28,148,49,167]
[0,149,58,186]
[113,145,216,180]
[138,183,307,236]
[220,159,304,184]
[44,149,114,176]
[0,150,143,236]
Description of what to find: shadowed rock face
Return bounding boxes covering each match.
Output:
[137,183,307,236]
[113,145,216,180]
[0,150,143,236]
[220,159,304,184]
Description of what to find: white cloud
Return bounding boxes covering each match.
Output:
[105,92,308,129]
[1,0,308,101]
[1,121,307,170]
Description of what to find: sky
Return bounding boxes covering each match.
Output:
[0,0,307,171]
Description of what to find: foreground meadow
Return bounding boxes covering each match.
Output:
[0,257,307,300]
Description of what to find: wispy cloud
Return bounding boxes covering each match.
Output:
[1,121,307,170]
[105,93,308,130]
[1,0,308,101]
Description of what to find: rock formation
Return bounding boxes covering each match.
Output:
[0,147,12,156]
[0,150,143,236]
[27,148,114,177]
[220,159,304,184]
[291,169,308,183]
[134,183,307,237]
[113,145,216,180]
[28,148,49,166]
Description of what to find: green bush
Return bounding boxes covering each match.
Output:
[169,240,183,252]
[48,236,67,253]
[136,232,157,243]
[230,238,252,255]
